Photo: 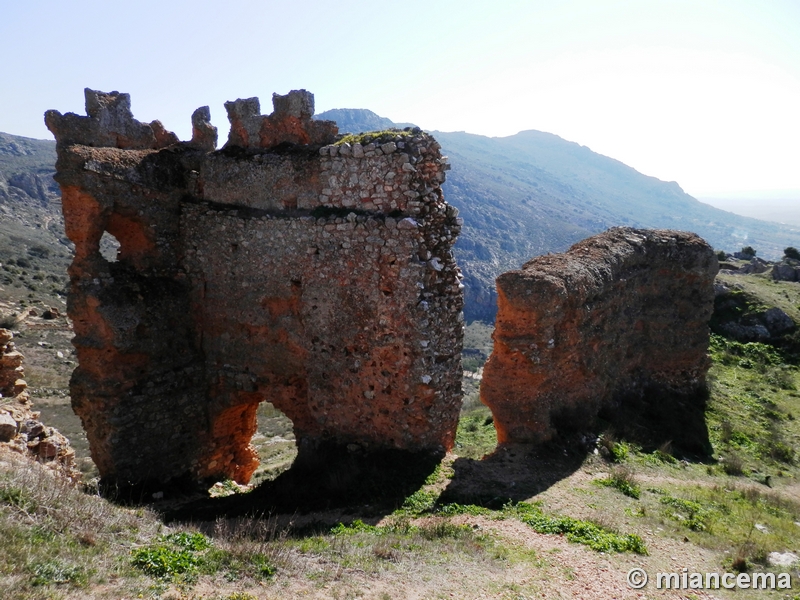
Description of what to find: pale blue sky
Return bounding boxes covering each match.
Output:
[1,0,798,199]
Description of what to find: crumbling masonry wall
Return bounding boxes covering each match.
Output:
[481,227,718,444]
[45,89,463,487]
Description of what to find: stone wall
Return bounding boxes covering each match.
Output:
[45,89,463,488]
[481,228,718,444]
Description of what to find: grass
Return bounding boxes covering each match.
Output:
[508,502,648,554]
[391,468,649,556]
[454,406,498,459]
[0,457,160,599]
[594,465,641,499]
[706,332,800,478]
[640,482,800,570]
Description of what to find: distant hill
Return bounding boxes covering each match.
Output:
[318,109,800,321]
[0,133,72,312]
[0,132,58,205]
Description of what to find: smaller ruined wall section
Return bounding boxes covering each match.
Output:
[46,89,463,488]
[481,227,718,444]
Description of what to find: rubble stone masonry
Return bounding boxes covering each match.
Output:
[481,228,718,444]
[45,89,463,487]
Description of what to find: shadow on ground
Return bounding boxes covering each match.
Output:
[155,385,713,523]
[161,446,443,523]
[438,441,587,508]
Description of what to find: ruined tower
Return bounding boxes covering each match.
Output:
[46,89,463,488]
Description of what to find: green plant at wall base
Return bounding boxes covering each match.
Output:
[131,532,211,580]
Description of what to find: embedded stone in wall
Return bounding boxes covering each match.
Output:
[46,89,463,490]
[480,227,718,445]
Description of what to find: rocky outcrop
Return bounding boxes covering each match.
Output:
[46,89,463,489]
[712,282,796,342]
[0,329,78,478]
[480,228,718,444]
[771,259,800,282]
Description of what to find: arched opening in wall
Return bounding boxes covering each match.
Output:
[248,401,297,487]
[99,231,120,263]
[206,399,298,497]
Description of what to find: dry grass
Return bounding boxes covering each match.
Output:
[0,451,162,599]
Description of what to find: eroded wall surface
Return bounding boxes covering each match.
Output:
[45,89,463,487]
[481,227,718,444]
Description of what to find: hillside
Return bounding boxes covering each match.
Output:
[0,133,71,316]
[317,110,800,322]
[2,266,800,598]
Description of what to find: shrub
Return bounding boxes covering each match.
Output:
[596,466,641,499]
[740,246,756,257]
[0,312,20,330]
[716,250,728,261]
[597,434,629,462]
[722,453,746,476]
[784,247,800,260]
[29,559,86,586]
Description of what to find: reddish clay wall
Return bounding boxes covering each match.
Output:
[481,227,718,444]
[46,89,463,487]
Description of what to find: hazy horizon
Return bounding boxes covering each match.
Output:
[1,0,798,201]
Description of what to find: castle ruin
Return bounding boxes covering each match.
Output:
[46,89,464,488]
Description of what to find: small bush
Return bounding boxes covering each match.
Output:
[131,543,202,580]
[130,531,211,580]
[0,312,20,330]
[716,250,728,261]
[720,420,734,444]
[722,453,746,476]
[29,559,86,587]
[740,246,756,257]
[767,440,794,464]
[784,247,800,260]
[419,519,473,540]
[596,466,641,499]
[597,434,629,462]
